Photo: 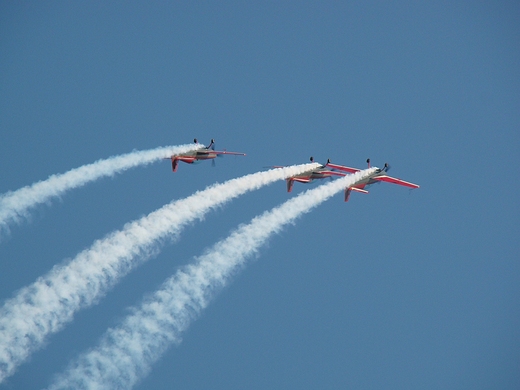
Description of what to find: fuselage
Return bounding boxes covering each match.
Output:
[350,167,385,187]
[286,164,345,192]
[175,148,217,163]
[293,165,340,181]
[168,140,245,172]
[167,145,208,171]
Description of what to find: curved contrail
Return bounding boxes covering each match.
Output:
[0,163,319,384]
[48,168,375,390]
[0,143,200,237]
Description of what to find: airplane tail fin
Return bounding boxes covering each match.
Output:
[172,158,178,172]
[208,139,215,150]
[344,188,352,202]
[287,179,294,193]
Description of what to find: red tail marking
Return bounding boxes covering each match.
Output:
[286,179,294,193]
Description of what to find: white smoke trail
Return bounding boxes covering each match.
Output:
[0,163,319,384]
[0,143,201,237]
[48,168,375,390]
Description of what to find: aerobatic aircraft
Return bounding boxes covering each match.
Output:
[282,157,347,192]
[326,158,420,201]
[166,139,246,172]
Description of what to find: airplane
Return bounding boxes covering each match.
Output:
[326,158,420,201]
[282,157,347,193]
[166,139,246,172]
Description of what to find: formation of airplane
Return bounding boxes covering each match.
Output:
[166,138,246,172]
[166,139,419,201]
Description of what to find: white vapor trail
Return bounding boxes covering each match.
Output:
[0,163,319,384]
[0,143,201,237]
[49,168,375,390]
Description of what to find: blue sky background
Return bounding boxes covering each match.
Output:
[0,2,518,389]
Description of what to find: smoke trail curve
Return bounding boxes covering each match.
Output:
[0,163,319,383]
[0,143,201,237]
[48,168,375,390]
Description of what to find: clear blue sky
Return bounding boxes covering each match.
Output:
[1,2,518,389]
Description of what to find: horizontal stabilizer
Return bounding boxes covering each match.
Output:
[350,187,369,194]
[292,177,312,183]
[345,186,368,202]
[327,171,348,177]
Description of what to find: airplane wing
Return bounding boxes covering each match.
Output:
[373,175,420,188]
[217,151,246,156]
[202,150,246,156]
[326,162,360,173]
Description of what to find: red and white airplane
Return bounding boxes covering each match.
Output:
[166,139,246,172]
[283,157,347,192]
[326,158,420,201]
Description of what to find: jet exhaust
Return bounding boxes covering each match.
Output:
[0,143,202,239]
[0,163,320,384]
